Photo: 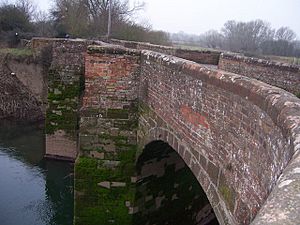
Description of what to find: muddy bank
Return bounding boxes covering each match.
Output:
[0,51,47,122]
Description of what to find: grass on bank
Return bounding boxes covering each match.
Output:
[265,55,300,65]
[0,48,33,56]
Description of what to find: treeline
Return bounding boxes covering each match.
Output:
[171,20,300,57]
[0,0,170,46]
[1,1,299,58]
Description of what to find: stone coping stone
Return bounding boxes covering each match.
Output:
[87,45,141,56]
[251,151,300,225]
[221,52,300,72]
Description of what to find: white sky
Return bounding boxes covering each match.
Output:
[20,0,300,37]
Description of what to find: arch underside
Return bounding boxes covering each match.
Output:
[135,140,219,225]
[138,109,235,225]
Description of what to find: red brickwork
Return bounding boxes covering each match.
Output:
[180,105,210,129]
[30,38,300,225]
[79,46,140,159]
[219,53,300,95]
[138,51,300,225]
[83,49,140,109]
[110,39,221,65]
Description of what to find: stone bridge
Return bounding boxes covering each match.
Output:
[30,38,300,225]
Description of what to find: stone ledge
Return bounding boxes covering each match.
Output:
[87,45,141,56]
[111,38,221,65]
[110,38,221,54]
[44,154,76,162]
[141,50,300,141]
[251,151,300,225]
[221,52,300,72]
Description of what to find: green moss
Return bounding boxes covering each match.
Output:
[75,145,137,225]
[296,93,300,99]
[219,185,235,212]
[107,108,129,119]
[113,119,138,131]
[98,134,128,143]
[0,48,33,56]
[45,108,78,135]
[46,68,82,135]
[48,83,80,101]
[138,102,152,116]
[81,146,104,153]
[80,108,101,117]
[79,74,85,96]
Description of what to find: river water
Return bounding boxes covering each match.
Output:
[0,122,218,225]
[0,122,74,225]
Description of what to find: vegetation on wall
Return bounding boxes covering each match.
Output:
[0,47,33,56]
[75,149,137,225]
[45,68,82,138]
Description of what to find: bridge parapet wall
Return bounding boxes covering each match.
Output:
[110,39,300,96]
[138,50,300,224]
[110,39,221,65]
[219,53,300,96]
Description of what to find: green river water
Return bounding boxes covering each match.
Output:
[0,122,74,225]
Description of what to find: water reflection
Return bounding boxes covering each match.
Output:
[134,141,219,225]
[0,121,74,225]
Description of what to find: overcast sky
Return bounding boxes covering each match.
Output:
[33,0,300,38]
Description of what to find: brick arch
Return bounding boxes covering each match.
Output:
[138,125,234,225]
[35,39,300,225]
[136,47,300,225]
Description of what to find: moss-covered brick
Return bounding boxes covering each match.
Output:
[74,146,137,225]
[219,185,235,212]
[107,108,129,119]
[0,48,33,56]
[46,66,84,136]
[80,108,101,117]
[138,101,152,116]
[113,119,138,131]
[75,50,141,224]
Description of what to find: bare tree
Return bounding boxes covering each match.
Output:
[222,20,274,53]
[16,0,37,21]
[51,0,90,37]
[202,30,223,49]
[275,27,296,41]
[51,0,144,37]
[33,10,55,37]
[84,0,144,35]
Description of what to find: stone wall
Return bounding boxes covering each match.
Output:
[137,50,300,225]
[45,39,89,160]
[219,53,300,96]
[25,38,300,225]
[32,37,56,57]
[110,39,221,65]
[75,46,140,224]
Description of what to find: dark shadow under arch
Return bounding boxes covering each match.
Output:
[133,140,219,225]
